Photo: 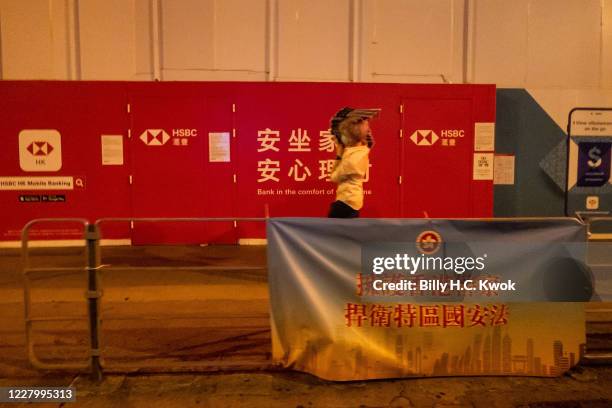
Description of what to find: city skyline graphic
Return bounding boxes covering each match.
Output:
[276,303,585,381]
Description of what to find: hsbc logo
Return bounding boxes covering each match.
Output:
[27,141,54,156]
[19,130,62,171]
[441,129,465,138]
[140,129,170,146]
[410,130,439,146]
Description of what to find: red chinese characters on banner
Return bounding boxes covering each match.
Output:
[369,305,393,327]
[344,303,368,327]
[344,303,510,328]
[443,305,465,328]
[420,306,440,327]
[394,304,417,328]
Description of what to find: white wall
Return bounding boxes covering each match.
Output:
[0,0,610,89]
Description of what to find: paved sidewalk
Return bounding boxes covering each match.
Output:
[2,245,612,407]
[1,366,612,407]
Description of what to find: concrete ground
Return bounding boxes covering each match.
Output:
[1,367,612,407]
[1,244,612,407]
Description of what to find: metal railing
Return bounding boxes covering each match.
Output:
[21,218,93,374]
[21,217,268,380]
[94,217,270,375]
[20,216,612,379]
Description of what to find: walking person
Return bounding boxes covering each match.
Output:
[327,107,380,218]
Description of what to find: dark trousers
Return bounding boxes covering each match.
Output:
[328,200,360,218]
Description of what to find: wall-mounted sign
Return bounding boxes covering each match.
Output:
[101,135,124,165]
[474,122,495,151]
[473,153,494,180]
[494,154,515,185]
[209,132,231,162]
[566,108,612,216]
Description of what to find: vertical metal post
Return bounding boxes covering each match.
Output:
[85,224,103,381]
[21,224,34,367]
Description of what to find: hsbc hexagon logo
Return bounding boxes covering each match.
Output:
[27,141,54,156]
[140,129,170,146]
[19,130,62,171]
[410,130,439,146]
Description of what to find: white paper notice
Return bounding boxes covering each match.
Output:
[494,155,515,185]
[209,132,231,162]
[474,122,495,151]
[101,135,124,165]
[473,153,494,180]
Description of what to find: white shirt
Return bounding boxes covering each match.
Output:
[330,145,369,210]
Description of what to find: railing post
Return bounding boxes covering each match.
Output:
[85,223,103,381]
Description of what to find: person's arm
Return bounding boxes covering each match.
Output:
[366,133,375,149]
[331,148,368,183]
[330,160,344,183]
[330,140,345,183]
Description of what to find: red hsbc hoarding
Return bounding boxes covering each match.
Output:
[0,81,495,244]
[0,82,131,242]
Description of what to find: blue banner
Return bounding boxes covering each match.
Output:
[267,218,587,380]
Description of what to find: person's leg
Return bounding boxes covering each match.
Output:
[328,201,343,218]
[328,200,360,218]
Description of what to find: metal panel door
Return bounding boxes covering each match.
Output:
[130,95,236,244]
[401,98,474,217]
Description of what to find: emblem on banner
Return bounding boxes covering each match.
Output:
[139,129,170,146]
[416,230,442,254]
[410,130,439,146]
